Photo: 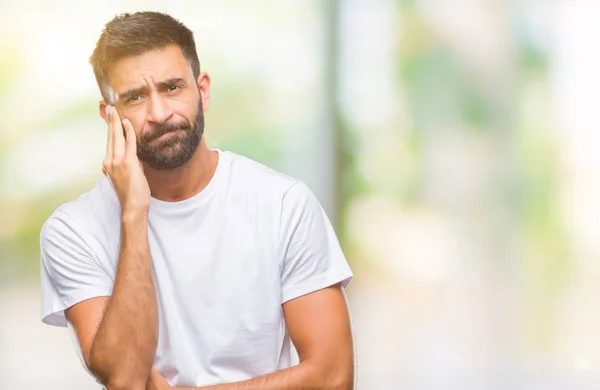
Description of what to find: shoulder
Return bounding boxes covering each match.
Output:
[218,150,326,222]
[221,150,302,198]
[41,176,119,240]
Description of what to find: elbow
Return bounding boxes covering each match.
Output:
[90,367,147,390]
[87,354,147,390]
[327,362,354,390]
[329,375,354,390]
[311,362,353,390]
[104,377,147,390]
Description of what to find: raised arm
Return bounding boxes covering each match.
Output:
[66,106,157,390]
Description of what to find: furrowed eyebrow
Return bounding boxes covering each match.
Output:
[118,78,187,101]
[119,86,148,102]
[157,78,188,90]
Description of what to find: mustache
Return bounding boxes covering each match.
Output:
[140,120,191,142]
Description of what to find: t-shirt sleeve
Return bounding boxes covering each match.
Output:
[279,181,353,304]
[40,210,113,327]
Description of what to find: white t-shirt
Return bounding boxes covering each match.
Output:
[40,149,353,387]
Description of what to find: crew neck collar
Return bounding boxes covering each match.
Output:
[149,148,227,215]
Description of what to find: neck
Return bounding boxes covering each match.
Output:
[142,138,218,202]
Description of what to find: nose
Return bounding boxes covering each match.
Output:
[146,93,173,124]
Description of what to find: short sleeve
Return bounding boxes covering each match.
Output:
[279,181,353,304]
[40,210,113,327]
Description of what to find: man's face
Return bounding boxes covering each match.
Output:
[105,44,206,170]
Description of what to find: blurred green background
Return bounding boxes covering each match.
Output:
[1,0,599,389]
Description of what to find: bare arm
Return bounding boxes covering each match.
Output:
[148,283,354,390]
[66,106,157,390]
[92,214,156,387]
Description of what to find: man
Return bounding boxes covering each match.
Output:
[39,11,354,390]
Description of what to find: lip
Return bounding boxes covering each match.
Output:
[155,129,179,140]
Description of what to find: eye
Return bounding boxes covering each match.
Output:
[126,95,143,103]
[166,85,180,92]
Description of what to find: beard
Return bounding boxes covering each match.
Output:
[136,99,205,170]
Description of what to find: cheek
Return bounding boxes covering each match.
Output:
[124,117,148,140]
[174,88,201,117]
[127,118,146,136]
[121,106,146,125]
[170,101,198,124]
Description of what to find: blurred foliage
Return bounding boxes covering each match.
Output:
[0,1,569,304]
[0,41,22,97]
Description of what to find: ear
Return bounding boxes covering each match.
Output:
[99,100,109,123]
[197,72,211,112]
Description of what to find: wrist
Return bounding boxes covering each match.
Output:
[121,209,148,225]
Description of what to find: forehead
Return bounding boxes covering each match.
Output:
[107,44,193,91]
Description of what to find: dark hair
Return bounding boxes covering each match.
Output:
[90,11,200,102]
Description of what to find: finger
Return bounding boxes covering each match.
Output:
[122,118,137,158]
[111,106,125,158]
[102,167,114,188]
[105,105,114,160]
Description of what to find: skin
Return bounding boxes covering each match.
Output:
[101,44,217,202]
[65,44,354,390]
